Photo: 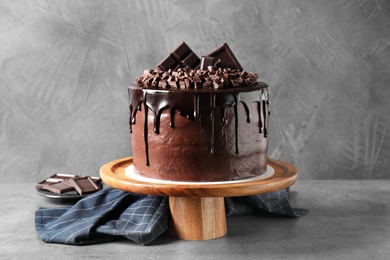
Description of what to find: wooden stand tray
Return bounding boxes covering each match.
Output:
[100,157,298,241]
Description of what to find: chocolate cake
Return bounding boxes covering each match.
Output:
[128,42,269,182]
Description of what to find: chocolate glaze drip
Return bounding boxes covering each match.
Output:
[128,87,144,133]
[128,83,269,166]
[143,91,150,166]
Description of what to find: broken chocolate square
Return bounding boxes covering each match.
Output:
[36,174,102,196]
[42,181,75,194]
[68,176,102,195]
[157,42,200,70]
[200,56,215,70]
[36,173,77,190]
[206,43,243,71]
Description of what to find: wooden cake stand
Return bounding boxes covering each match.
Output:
[100,157,298,241]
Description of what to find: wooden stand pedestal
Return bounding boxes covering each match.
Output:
[168,197,226,240]
[100,157,298,241]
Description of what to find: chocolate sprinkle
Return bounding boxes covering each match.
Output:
[135,67,259,90]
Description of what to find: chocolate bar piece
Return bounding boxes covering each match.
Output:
[37,174,102,196]
[42,181,75,194]
[157,42,200,70]
[36,173,77,190]
[206,43,243,71]
[68,176,101,195]
[200,56,215,70]
[89,176,102,185]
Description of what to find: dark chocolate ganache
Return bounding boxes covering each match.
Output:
[129,68,269,167]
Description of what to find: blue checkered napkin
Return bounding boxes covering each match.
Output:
[225,188,308,217]
[35,187,307,246]
[35,188,169,245]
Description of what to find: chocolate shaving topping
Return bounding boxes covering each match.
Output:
[135,67,259,89]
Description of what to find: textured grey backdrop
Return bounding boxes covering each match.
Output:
[1,0,390,182]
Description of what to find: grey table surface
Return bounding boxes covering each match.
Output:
[1,180,389,260]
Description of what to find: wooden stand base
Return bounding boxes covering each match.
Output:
[100,157,298,241]
[168,197,227,240]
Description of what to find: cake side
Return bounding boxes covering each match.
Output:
[129,83,269,182]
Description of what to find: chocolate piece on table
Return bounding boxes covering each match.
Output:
[157,42,200,71]
[36,173,77,190]
[68,176,101,195]
[89,176,102,184]
[42,181,75,194]
[206,43,243,71]
[50,173,76,180]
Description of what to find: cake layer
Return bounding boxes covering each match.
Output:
[128,83,269,182]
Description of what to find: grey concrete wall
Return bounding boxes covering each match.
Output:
[1,0,389,182]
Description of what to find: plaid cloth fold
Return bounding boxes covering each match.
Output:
[35,188,168,245]
[35,187,307,245]
[225,188,308,217]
